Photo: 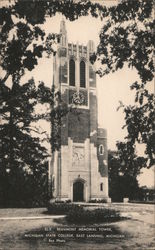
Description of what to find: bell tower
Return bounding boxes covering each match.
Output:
[50,20,109,202]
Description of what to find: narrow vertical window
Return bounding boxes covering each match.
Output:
[100,183,103,191]
[99,145,104,155]
[69,59,75,86]
[80,61,86,88]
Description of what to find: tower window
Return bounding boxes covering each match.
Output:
[99,144,104,155]
[80,61,86,88]
[69,59,75,86]
[100,183,103,191]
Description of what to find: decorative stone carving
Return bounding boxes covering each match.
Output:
[72,146,84,167]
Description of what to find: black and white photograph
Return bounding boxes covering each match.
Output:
[0,0,154,249]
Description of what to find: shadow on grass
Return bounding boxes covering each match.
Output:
[53,216,129,225]
[22,216,131,246]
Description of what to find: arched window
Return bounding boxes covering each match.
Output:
[69,59,75,86]
[99,144,104,155]
[100,183,103,191]
[80,61,86,88]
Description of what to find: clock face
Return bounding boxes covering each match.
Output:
[72,92,85,105]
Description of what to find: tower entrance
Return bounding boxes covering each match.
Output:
[73,181,84,202]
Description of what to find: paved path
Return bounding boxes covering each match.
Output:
[0,215,65,220]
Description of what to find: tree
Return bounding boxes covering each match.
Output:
[108,146,146,202]
[37,82,69,153]
[91,0,154,166]
[0,0,107,85]
[0,0,106,205]
[0,79,50,206]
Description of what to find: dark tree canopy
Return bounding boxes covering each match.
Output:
[0,79,50,206]
[93,0,154,80]
[0,0,108,83]
[91,0,154,166]
[108,148,146,202]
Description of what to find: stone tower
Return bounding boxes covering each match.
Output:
[50,19,109,202]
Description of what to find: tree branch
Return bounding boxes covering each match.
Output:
[0,72,10,85]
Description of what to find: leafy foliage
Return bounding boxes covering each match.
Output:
[92,0,154,80]
[91,0,155,166]
[37,83,69,152]
[122,90,155,166]
[13,0,107,23]
[0,79,50,206]
[108,148,146,202]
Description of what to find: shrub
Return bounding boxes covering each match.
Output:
[89,199,97,203]
[66,207,121,224]
[129,200,155,204]
[66,199,71,203]
[55,200,65,203]
[47,202,81,215]
[100,199,108,203]
[89,199,107,203]
[54,199,71,203]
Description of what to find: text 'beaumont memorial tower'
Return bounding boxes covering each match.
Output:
[50,19,109,202]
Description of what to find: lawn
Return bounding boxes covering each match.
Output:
[0,208,47,218]
[0,205,154,250]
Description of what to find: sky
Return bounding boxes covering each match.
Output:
[20,13,154,188]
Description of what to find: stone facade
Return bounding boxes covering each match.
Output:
[49,19,109,202]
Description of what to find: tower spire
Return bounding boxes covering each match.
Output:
[60,18,67,46]
[60,18,67,34]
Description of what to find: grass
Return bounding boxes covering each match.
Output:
[0,205,154,249]
[0,207,47,217]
